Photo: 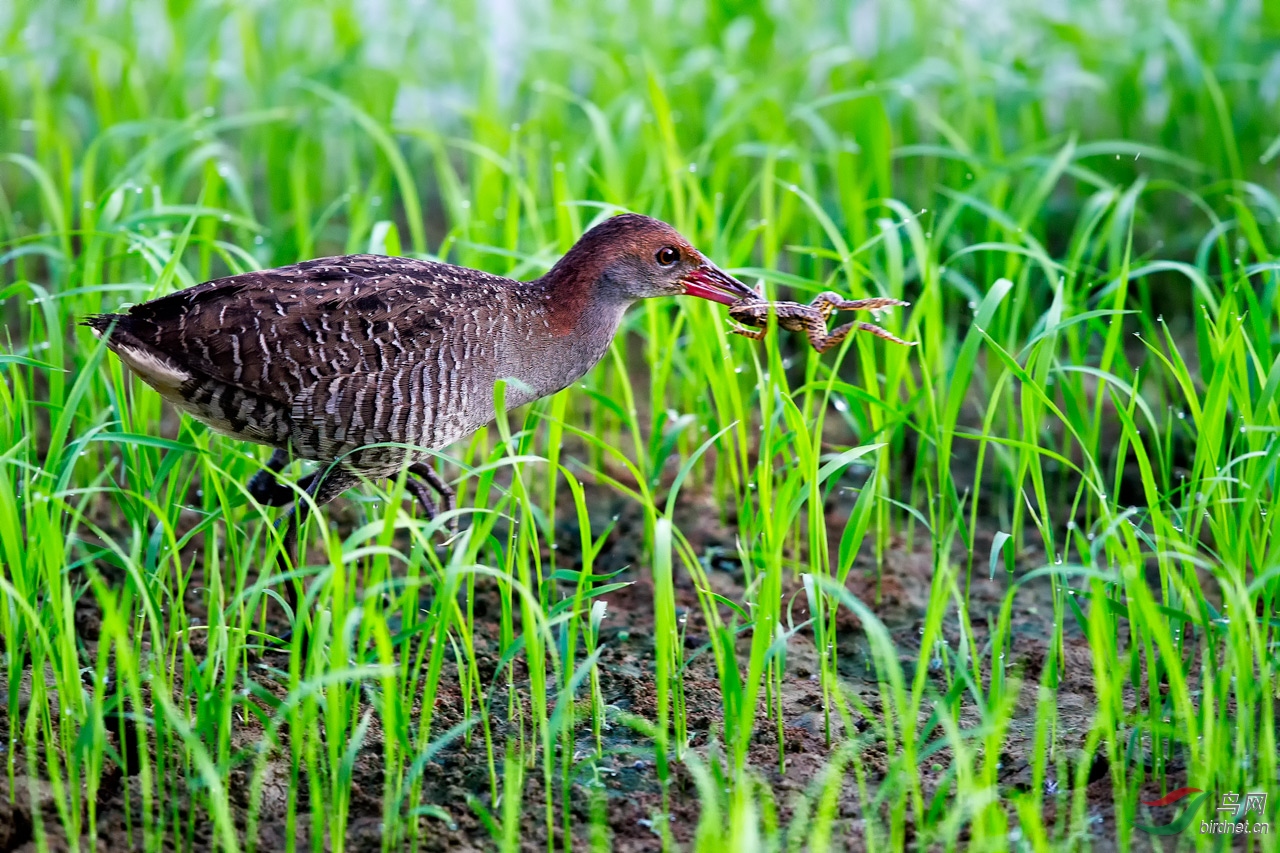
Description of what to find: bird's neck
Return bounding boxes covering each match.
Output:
[496,277,631,407]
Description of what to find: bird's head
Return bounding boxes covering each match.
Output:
[546,213,757,305]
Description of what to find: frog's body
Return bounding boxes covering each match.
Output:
[728,292,915,353]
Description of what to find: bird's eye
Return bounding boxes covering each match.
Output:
[655,246,680,266]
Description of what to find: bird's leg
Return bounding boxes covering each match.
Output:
[407,461,457,530]
[248,448,319,507]
[277,467,359,566]
[403,477,438,520]
[248,448,292,505]
[275,466,360,596]
[272,468,359,639]
[730,325,768,340]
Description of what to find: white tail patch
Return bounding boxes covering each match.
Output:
[114,343,193,396]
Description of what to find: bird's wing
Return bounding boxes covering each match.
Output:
[115,254,509,407]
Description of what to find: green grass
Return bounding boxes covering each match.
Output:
[3,0,1279,849]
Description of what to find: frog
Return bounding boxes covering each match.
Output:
[728,292,915,353]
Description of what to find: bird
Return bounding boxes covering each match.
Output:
[85,213,756,561]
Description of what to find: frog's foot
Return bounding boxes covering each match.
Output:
[731,325,768,340]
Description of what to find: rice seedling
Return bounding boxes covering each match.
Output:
[2,0,1278,850]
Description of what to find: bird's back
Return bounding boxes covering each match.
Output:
[87,254,526,472]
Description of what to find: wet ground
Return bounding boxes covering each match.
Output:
[2,473,1166,852]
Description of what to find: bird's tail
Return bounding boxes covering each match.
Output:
[82,313,123,336]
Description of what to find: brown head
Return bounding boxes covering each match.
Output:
[540,213,756,307]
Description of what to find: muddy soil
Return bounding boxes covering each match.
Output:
[2,466,1175,853]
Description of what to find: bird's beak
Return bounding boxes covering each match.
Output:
[680,263,758,305]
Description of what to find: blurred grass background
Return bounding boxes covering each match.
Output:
[2,0,1280,850]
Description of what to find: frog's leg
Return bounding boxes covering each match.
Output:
[805,316,839,352]
[812,292,909,318]
[853,322,916,347]
[731,324,768,340]
[812,320,917,353]
[811,292,845,320]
